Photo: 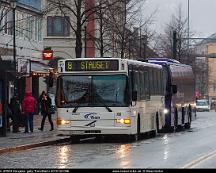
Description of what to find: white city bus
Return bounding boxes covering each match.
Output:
[55,58,166,141]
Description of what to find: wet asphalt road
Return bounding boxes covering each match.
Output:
[1,111,216,169]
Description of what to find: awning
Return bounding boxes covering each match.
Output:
[16,60,53,77]
[30,61,53,77]
[31,61,53,73]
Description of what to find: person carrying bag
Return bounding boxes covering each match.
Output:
[38,93,54,131]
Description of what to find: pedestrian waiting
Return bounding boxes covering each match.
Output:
[21,91,37,133]
[38,92,54,131]
[9,94,22,133]
[38,91,46,112]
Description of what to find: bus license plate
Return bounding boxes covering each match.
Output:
[71,130,84,134]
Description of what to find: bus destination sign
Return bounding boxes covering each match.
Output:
[65,60,119,71]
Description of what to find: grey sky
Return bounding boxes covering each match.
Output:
[144,0,216,38]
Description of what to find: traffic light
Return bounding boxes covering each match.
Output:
[173,31,177,60]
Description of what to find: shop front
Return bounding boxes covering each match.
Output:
[0,60,52,137]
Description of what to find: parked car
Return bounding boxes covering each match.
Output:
[196,99,210,112]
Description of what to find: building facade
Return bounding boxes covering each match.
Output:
[0,0,48,100]
[195,33,216,102]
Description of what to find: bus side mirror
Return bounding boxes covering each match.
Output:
[132,91,138,101]
[172,85,177,94]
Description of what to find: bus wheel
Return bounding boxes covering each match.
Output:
[156,112,160,133]
[174,108,178,131]
[185,109,192,129]
[135,115,141,141]
[130,115,140,141]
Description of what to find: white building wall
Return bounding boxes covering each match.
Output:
[0,4,43,62]
[0,1,47,100]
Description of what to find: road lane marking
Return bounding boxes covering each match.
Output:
[182,149,216,168]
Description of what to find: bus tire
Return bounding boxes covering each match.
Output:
[156,112,160,133]
[130,115,141,141]
[174,108,178,131]
[182,107,185,125]
[135,114,141,140]
[185,107,192,129]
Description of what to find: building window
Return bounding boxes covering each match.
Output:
[47,16,70,36]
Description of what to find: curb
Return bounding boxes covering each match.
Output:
[0,137,71,154]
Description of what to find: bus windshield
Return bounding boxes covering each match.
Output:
[57,75,130,108]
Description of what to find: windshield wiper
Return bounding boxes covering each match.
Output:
[104,104,113,112]
[73,93,113,113]
[94,95,113,112]
[72,103,80,113]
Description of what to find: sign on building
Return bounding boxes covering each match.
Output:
[42,50,53,60]
[17,59,30,75]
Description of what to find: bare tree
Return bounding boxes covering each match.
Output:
[46,0,119,58]
[106,0,146,58]
[125,7,157,60]
[93,0,114,57]
[194,57,208,97]
[45,0,156,59]
[155,4,195,63]
[0,2,12,34]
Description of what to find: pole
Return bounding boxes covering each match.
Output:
[173,31,177,60]
[140,28,142,58]
[188,0,190,58]
[143,40,146,60]
[12,7,16,95]
[84,26,87,58]
[129,37,131,59]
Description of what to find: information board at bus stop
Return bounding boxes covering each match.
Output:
[0,115,2,128]
[0,81,2,128]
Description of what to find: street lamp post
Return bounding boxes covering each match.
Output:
[10,0,17,95]
[84,25,87,58]
[187,0,190,59]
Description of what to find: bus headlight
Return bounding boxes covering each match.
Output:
[57,119,70,125]
[116,118,131,125]
[163,109,169,114]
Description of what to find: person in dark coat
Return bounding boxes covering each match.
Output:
[38,93,54,131]
[38,91,46,113]
[10,95,21,133]
[5,102,12,131]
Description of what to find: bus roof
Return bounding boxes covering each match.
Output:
[146,58,192,68]
[126,59,162,69]
[147,58,180,65]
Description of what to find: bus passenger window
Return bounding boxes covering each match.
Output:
[140,71,145,100]
[134,71,140,101]
[144,70,150,99]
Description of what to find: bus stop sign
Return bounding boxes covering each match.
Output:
[43,50,53,60]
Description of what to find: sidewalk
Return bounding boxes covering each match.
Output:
[0,113,71,154]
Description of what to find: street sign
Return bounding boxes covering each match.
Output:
[43,50,53,60]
